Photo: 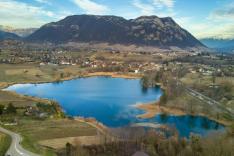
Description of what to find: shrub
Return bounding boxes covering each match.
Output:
[6,103,16,114]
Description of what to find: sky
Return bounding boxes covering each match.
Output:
[0,0,234,39]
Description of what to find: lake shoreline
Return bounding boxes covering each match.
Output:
[0,72,144,129]
[1,72,230,129]
[0,72,141,90]
[135,102,231,126]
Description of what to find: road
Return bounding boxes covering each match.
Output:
[176,80,234,119]
[186,87,234,119]
[0,126,40,156]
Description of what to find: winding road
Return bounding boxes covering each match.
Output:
[0,127,39,156]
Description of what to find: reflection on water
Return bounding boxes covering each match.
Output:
[4,77,224,137]
[146,115,224,137]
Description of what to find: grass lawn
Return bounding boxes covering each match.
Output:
[0,132,11,156]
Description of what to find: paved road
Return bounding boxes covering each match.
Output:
[0,127,39,156]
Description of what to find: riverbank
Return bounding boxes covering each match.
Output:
[135,102,232,126]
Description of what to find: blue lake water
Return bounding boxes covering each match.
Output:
[4,77,224,137]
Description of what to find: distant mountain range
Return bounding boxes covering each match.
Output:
[200,38,234,53]
[26,15,205,49]
[0,25,37,37]
[0,30,20,40]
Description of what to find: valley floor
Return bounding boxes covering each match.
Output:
[0,52,233,155]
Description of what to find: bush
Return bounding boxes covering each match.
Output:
[6,103,16,114]
[0,105,4,115]
[160,92,168,105]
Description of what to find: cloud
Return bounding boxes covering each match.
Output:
[153,0,174,8]
[132,0,175,17]
[132,0,155,15]
[0,0,70,28]
[72,0,109,15]
[195,3,234,39]
[176,17,234,39]
[210,5,234,20]
[197,24,234,39]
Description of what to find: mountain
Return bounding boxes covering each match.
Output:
[26,15,205,49]
[0,25,37,37]
[201,38,234,48]
[0,30,20,40]
[9,28,37,37]
[200,38,234,53]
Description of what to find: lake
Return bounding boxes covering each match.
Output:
[4,77,224,137]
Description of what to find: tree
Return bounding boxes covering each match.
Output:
[6,103,16,114]
[228,124,234,137]
[60,72,64,78]
[141,75,149,88]
[66,142,72,156]
[190,135,203,155]
[159,92,168,105]
[0,104,4,115]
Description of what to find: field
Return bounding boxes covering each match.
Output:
[0,52,233,155]
[4,119,98,155]
[0,62,137,155]
[38,135,104,149]
[0,64,85,89]
[0,132,11,156]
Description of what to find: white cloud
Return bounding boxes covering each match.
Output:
[72,0,109,15]
[153,0,174,8]
[0,0,70,28]
[174,16,234,39]
[195,24,234,39]
[209,4,234,21]
[132,0,176,17]
[191,3,234,39]
[132,0,155,15]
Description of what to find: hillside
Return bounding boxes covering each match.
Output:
[201,38,234,53]
[0,30,20,40]
[0,25,37,37]
[27,15,205,49]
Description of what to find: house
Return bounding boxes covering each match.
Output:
[39,62,45,66]
[25,106,39,116]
